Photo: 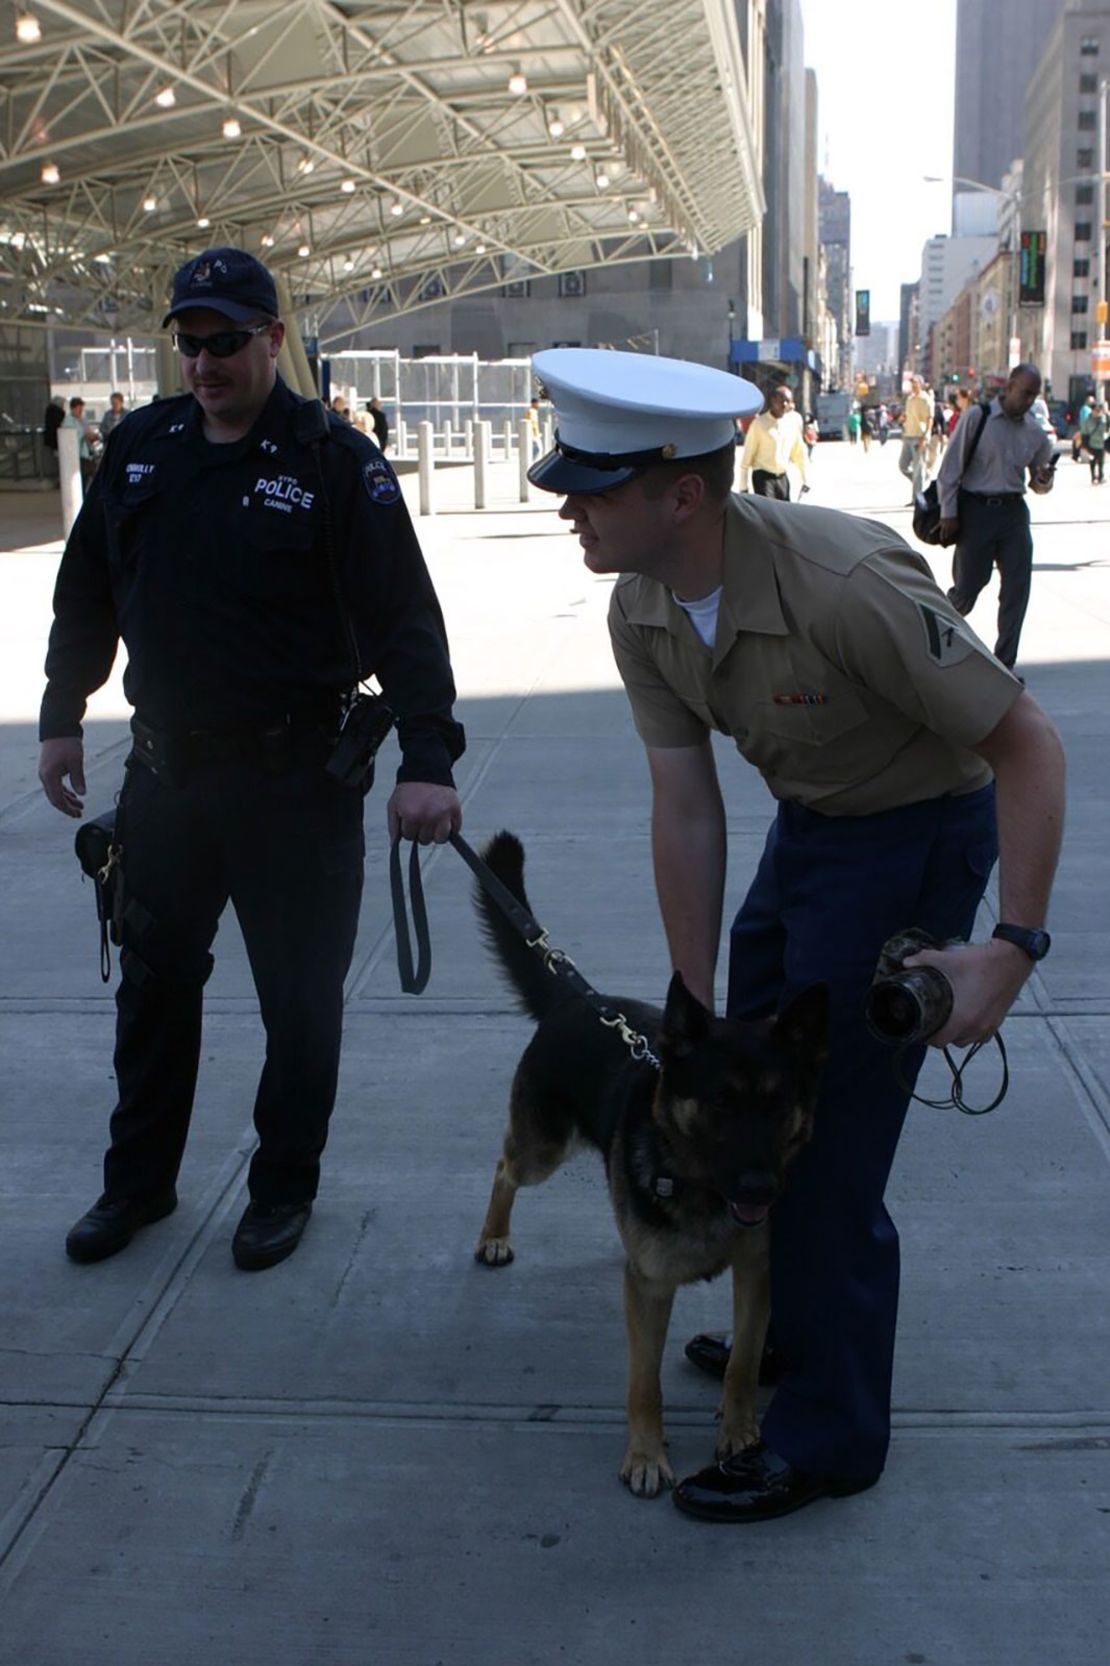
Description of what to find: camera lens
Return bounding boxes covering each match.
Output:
[866,983,924,1042]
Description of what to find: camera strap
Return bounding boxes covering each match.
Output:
[895,1032,1009,1115]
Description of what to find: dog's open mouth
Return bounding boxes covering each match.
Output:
[727,1200,771,1228]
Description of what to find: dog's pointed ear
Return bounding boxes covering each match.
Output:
[659,970,711,1055]
[772,983,829,1061]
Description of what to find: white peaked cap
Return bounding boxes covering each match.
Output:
[529,347,763,494]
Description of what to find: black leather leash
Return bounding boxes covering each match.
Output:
[389,831,661,1068]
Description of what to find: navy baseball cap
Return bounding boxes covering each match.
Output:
[162,246,279,327]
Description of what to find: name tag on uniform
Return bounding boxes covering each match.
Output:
[772,692,828,706]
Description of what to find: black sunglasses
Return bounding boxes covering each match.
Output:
[172,322,272,358]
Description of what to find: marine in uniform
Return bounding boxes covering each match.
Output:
[39,248,464,1271]
[528,348,1065,1522]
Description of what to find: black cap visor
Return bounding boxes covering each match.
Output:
[527,445,642,495]
[162,297,271,329]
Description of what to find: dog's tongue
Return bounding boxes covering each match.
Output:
[728,1200,770,1227]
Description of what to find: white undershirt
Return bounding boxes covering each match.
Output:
[672,585,722,649]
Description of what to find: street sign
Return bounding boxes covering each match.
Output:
[1091,340,1110,376]
[1019,231,1047,306]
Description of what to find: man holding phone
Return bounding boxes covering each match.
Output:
[935,363,1055,671]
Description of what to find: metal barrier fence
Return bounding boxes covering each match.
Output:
[326,351,536,456]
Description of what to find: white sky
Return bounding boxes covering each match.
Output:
[800,0,958,320]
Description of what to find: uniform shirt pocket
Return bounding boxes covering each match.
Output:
[233,510,321,604]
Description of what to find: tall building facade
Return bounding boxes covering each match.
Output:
[953,0,1067,219]
[819,179,851,389]
[1021,1,1110,402]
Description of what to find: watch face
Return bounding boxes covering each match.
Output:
[1026,929,1051,960]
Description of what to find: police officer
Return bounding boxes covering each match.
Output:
[39,248,464,1272]
[528,348,1065,1522]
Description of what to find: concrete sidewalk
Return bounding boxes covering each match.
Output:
[1,444,1107,1665]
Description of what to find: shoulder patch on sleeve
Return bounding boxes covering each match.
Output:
[918,602,979,666]
[361,453,401,505]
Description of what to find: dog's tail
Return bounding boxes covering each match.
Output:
[474,831,565,1023]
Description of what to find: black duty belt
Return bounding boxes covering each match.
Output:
[130,714,334,781]
[960,491,1024,505]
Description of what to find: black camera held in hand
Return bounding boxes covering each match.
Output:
[865,927,960,1046]
[326,689,395,788]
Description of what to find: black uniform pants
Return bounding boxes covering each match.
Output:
[751,469,791,501]
[105,753,364,1207]
[947,491,1032,669]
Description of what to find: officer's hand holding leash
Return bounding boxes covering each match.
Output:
[39,736,86,819]
[388,781,462,846]
[901,937,1033,1049]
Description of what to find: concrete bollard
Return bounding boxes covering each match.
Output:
[396,416,407,458]
[518,419,532,501]
[443,420,453,459]
[58,425,82,536]
[417,421,435,516]
[542,417,554,453]
[474,421,492,509]
[503,418,514,460]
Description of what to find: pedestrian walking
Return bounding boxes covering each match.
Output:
[39,246,465,1273]
[99,391,126,439]
[847,407,861,446]
[526,346,1064,1523]
[1081,400,1107,483]
[926,396,948,473]
[876,404,890,446]
[368,396,390,451]
[737,384,808,499]
[935,362,1055,671]
[898,375,932,501]
[860,407,873,453]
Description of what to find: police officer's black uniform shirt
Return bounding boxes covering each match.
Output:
[40,376,464,785]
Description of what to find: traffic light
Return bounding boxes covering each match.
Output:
[952,372,960,383]
[854,289,871,337]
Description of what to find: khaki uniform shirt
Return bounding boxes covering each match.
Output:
[608,494,1022,816]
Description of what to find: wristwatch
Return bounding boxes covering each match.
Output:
[992,923,1052,961]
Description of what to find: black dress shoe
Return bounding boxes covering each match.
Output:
[65,1188,177,1264]
[684,1331,787,1386]
[232,1201,312,1271]
[673,1444,879,1523]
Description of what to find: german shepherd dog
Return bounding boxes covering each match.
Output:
[472,833,828,1497]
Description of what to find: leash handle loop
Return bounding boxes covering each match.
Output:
[389,836,431,994]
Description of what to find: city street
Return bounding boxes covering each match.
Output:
[1,439,1108,1666]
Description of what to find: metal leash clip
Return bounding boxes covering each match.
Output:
[599,1009,661,1069]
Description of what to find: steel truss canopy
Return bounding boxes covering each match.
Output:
[0,0,764,341]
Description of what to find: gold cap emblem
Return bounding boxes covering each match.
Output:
[661,442,677,459]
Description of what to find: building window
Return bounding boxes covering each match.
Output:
[557,270,587,298]
[1077,183,1095,204]
[1081,36,1099,55]
[1076,220,1093,241]
[412,344,441,358]
[1078,147,1095,169]
[1079,109,1097,130]
[1075,258,1091,277]
[501,281,531,299]
[1080,73,1099,93]
[1073,295,1090,313]
[1072,331,1089,349]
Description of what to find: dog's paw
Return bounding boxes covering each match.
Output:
[714,1415,761,1461]
[619,1446,675,1498]
[474,1236,515,1267]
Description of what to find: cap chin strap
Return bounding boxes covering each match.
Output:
[554,429,677,469]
